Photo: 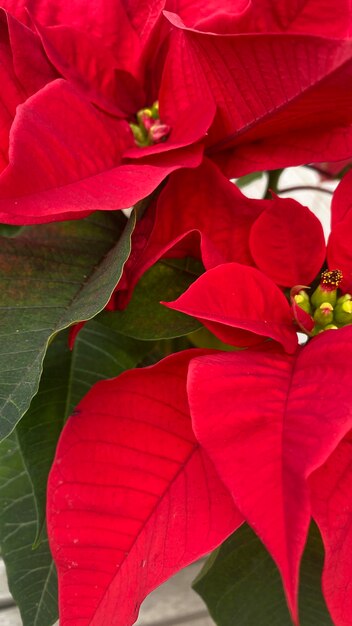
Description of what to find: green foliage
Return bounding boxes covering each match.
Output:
[0,224,24,237]
[0,211,135,440]
[193,523,333,626]
[111,260,202,340]
[235,172,264,188]
[0,431,58,626]
[0,316,151,625]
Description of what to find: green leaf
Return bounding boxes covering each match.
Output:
[188,327,242,351]
[0,224,24,237]
[112,260,202,340]
[193,523,333,626]
[0,430,58,626]
[0,211,135,440]
[17,317,152,539]
[0,317,151,625]
[235,172,264,188]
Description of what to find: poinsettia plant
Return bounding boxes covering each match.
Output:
[1,1,352,625]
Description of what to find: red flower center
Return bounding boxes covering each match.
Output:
[129,101,171,147]
[293,269,352,335]
[320,269,343,291]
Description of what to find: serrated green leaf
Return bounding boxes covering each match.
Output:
[0,211,135,440]
[0,430,58,626]
[17,318,152,539]
[112,261,202,340]
[193,523,333,626]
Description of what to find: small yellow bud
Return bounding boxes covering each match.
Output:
[335,295,352,325]
[137,108,153,125]
[151,101,159,119]
[342,300,352,314]
[294,291,311,314]
[129,123,148,146]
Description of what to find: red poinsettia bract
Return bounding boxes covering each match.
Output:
[1,0,352,223]
[48,323,352,625]
[47,350,241,626]
[49,175,352,625]
[0,0,214,224]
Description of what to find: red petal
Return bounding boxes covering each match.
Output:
[123,0,166,48]
[249,0,352,37]
[47,350,242,626]
[116,159,265,308]
[167,0,251,32]
[331,169,352,228]
[218,126,352,178]
[188,328,352,621]
[327,209,352,293]
[0,79,202,223]
[2,0,145,72]
[249,195,326,287]
[0,10,57,172]
[163,17,352,174]
[35,22,144,116]
[4,10,58,93]
[310,427,352,626]
[164,262,298,353]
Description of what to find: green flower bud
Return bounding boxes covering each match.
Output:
[334,297,352,325]
[129,123,148,146]
[337,293,352,304]
[313,302,334,327]
[137,107,153,126]
[293,290,311,314]
[151,101,159,119]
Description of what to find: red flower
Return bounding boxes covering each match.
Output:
[1,0,352,223]
[48,170,352,625]
[155,174,352,623]
[114,157,352,312]
[0,1,214,224]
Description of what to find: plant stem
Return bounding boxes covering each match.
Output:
[264,169,283,198]
[278,185,333,195]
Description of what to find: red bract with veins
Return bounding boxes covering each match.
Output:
[47,350,242,626]
[0,0,214,224]
[187,328,352,625]
[159,177,352,623]
[112,158,352,312]
[111,159,320,309]
[1,0,352,223]
[162,5,352,177]
[163,166,352,342]
[48,169,352,626]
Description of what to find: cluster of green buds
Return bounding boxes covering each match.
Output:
[294,270,352,335]
[130,101,171,147]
